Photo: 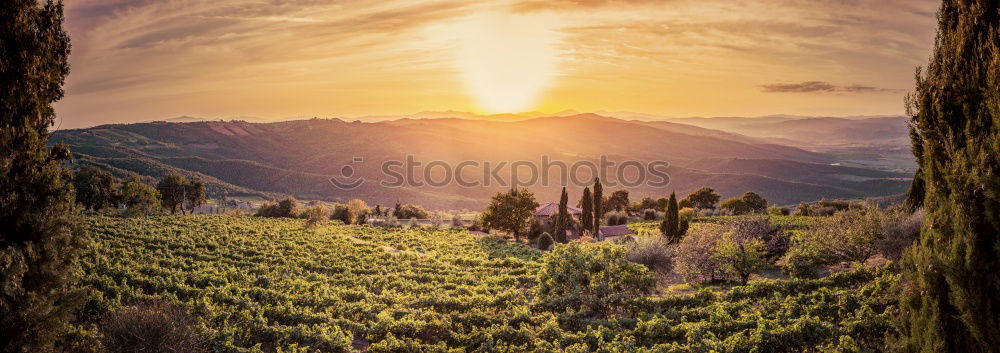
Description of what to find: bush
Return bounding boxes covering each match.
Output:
[429,212,445,229]
[877,207,923,261]
[679,208,695,236]
[714,230,767,284]
[768,206,790,216]
[255,197,299,218]
[641,209,661,221]
[468,215,483,232]
[99,301,206,353]
[536,242,655,317]
[675,228,725,282]
[719,198,752,215]
[808,203,888,264]
[347,199,369,225]
[605,211,628,226]
[626,236,675,274]
[303,204,329,228]
[537,232,554,250]
[780,234,834,278]
[527,218,544,242]
[370,214,401,228]
[330,204,351,224]
[394,204,429,219]
[728,216,788,261]
[450,214,465,229]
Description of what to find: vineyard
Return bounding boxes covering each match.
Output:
[77,216,900,352]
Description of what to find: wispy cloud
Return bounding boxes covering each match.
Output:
[55,0,939,128]
[760,81,902,94]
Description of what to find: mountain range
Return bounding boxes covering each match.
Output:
[52,113,914,210]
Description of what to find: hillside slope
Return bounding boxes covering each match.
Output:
[52,114,911,208]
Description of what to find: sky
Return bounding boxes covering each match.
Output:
[55,0,940,129]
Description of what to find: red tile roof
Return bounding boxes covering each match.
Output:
[599,224,634,237]
[534,202,583,217]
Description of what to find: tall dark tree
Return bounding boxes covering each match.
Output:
[73,165,120,211]
[660,192,680,243]
[592,178,603,235]
[580,187,593,235]
[553,187,569,243]
[157,172,188,215]
[898,1,1000,352]
[0,1,85,351]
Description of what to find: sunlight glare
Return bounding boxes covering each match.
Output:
[454,12,561,113]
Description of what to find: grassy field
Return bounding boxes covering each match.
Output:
[77,216,899,352]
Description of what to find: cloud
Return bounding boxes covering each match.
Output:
[512,0,665,12]
[54,0,939,127]
[760,81,901,94]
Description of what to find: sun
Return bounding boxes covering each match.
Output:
[453,12,561,114]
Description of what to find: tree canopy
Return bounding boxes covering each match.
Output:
[899,1,1000,351]
[682,186,721,209]
[1,1,85,350]
[481,188,538,242]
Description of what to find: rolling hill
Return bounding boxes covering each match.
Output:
[52,114,913,209]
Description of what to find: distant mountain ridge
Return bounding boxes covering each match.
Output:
[52,113,913,209]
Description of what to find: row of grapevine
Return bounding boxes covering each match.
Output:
[77,216,899,352]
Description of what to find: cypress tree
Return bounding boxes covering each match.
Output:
[1,1,85,351]
[553,187,569,243]
[660,192,680,243]
[592,178,603,239]
[899,1,1000,352]
[580,187,593,235]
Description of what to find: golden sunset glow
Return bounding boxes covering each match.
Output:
[56,0,939,128]
[453,12,561,113]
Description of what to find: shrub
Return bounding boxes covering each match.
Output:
[605,211,628,226]
[527,218,544,242]
[809,203,888,264]
[780,234,834,278]
[767,206,790,216]
[536,242,655,317]
[99,301,206,353]
[370,214,401,228]
[394,203,429,219]
[641,209,660,221]
[714,231,767,284]
[740,192,768,213]
[727,216,788,261]
[675,228,725,282]
[450,214,465,229]
[626,236,675,274]
[303,204,329,228]
[330,204,351,224]
[407,217,418,228]
[347,199,369,224]
[468,215,483,232]
[877,207,923,261]
[255,197,299,218]
[429,212,445,229]
[793,202,811,216]
[537,232,554,250]
[719,198,752,215]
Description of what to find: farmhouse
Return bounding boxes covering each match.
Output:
[533,202,582,228]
